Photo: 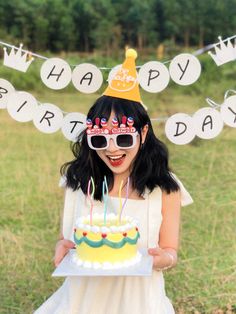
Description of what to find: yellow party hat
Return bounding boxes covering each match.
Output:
[103,48,141,103]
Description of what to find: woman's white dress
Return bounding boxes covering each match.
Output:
[34,177,193,314]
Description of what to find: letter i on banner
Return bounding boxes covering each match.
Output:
[7,91,38,122]
[40,58,72,90]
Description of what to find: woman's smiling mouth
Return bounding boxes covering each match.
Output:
[106,154,126,167]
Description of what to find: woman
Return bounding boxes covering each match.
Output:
[35,50,193,314]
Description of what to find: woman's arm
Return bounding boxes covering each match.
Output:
[53,191,75,267]
[148,190,181,270]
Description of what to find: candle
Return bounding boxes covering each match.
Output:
[103,176,109,225]
[87,177,95,225]
[119,177,130,223]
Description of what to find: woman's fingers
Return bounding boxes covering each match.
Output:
[148,247,163,256]
[54,240,75,267]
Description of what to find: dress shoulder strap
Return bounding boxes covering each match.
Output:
[146,187,163,247]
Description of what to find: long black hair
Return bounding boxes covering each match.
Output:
[61,95,179,200]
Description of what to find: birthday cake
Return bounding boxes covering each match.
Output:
[73,213,141,269]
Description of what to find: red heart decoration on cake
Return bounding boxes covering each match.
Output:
[123,232,127,237]
[101,233,107,238]
[83,232,87,237]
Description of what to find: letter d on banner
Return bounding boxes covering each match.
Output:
[165,113,196,145]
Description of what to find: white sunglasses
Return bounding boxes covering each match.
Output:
[87,132,139,150]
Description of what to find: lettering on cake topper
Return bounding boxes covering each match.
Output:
[108,66,137,92]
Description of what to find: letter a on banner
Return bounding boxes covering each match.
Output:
[40,58,72,90]
[72,63,103,93]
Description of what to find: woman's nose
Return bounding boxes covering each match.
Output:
[106,138,118,152]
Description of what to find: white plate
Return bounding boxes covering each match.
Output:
[52,249,153,277]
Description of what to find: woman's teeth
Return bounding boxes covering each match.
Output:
[108,155,123,160]
[107,154,125,166]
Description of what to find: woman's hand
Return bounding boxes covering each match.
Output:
[54,239,75,267]
[148,247,177,271]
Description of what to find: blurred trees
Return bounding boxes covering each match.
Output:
[0,0,235,52]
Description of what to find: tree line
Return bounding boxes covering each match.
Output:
[0,0,235,53]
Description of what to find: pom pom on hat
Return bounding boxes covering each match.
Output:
[125,48,137,59]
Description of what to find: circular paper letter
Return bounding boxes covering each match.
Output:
[193,107,223,139]
[61,112,87,141]
[7,91,38,122]
[33,103,64,133]
[0,78,15,109]
[72,64,103,93]
[165,113,195,145]
[40,58,72,90]
[220,95,236,127]
[169,53,201,86]
[138,61,170,93]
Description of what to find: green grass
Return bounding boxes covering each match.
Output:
[1,54,236,313]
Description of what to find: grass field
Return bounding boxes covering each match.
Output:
[0,55,236,313]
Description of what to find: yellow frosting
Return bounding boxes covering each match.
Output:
[75,216,139,264]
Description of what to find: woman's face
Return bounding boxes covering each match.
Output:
[95,112,148,177]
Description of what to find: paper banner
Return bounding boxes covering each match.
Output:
[61,112,87,141]
[220,95,236,127]
[138,61,170,93]
[33,103,64,133]
[165,113,195,145]
[7,91,38,122]
[0,78,15,109]
[169,53,201,86]
[72,63,103,93]
[40,58,72,90]
[193,107,224,139]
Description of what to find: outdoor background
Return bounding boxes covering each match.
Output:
[0,0,236,313]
